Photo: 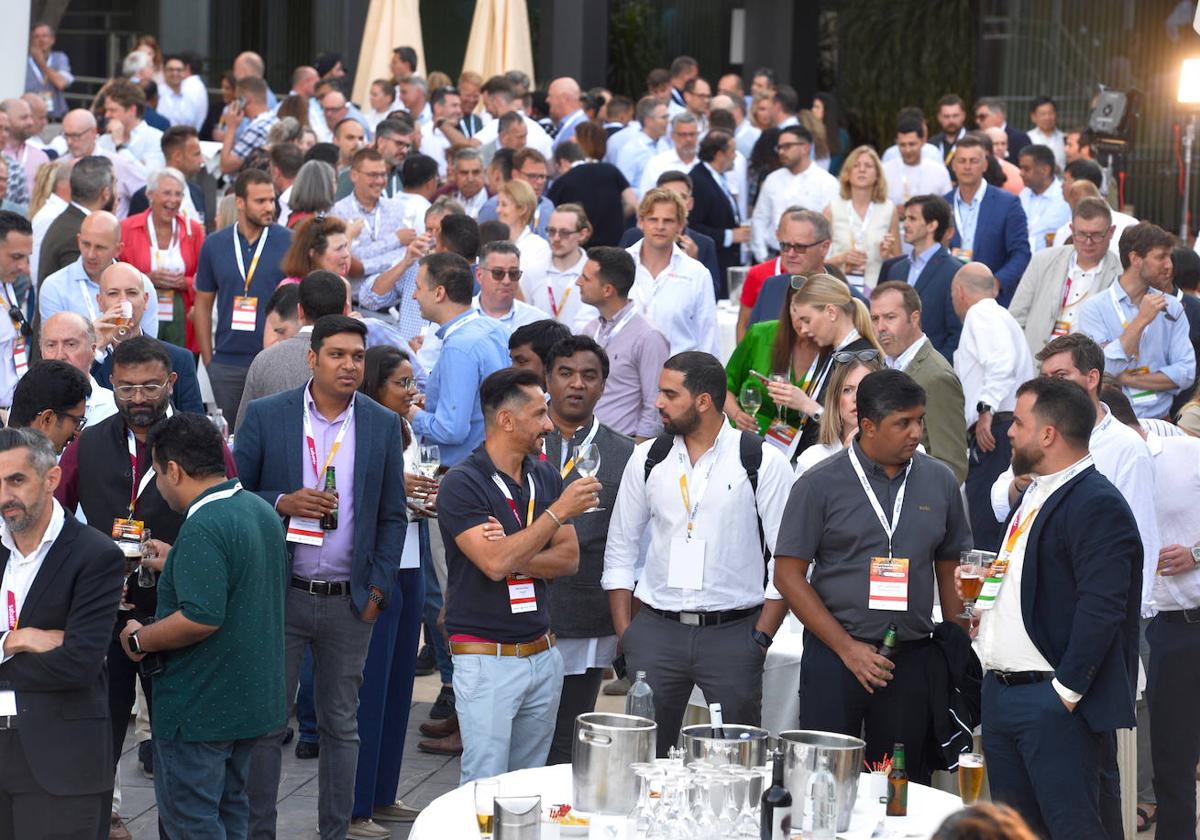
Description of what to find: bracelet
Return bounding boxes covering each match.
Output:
[545,509,563,528]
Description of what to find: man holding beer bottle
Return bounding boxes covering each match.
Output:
[235,314,408,840]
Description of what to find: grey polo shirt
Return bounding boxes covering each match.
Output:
[776,440,972,642]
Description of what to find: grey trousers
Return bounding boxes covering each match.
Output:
[247,588,375,840]
[622,607,765,756]
[207,361,249,428]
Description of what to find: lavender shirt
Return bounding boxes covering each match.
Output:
[582,303,671,439]
[291,387,357,581]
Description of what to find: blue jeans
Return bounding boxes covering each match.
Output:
[454,645,564,784]
[422,524,453,685]
[154,736,256,840]
[296,646,317,744]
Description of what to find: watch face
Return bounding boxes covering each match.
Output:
[1191,546,1200,563]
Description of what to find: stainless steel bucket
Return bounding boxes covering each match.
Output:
[679,723,770,768]
[571,713,656,814]
[493,795,541,840]
[779,729,866,832]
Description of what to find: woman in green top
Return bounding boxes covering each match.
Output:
[724,280,821,433]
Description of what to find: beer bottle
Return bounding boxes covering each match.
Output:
[320,466,339,530]
[878,623,898,659]
[886,742,908,816]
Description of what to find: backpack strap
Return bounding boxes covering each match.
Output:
[738,431,769,566]
[642,433,675,484]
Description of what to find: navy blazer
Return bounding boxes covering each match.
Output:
[747,267,865,328]
[92,338,204,415]
[687,162,741,298]
[1010,465,1142,733]
[618,225,721,300]
[885,246,963,360]
[1005,125,1033,163]
[944,185,1030,307]
[234,386,408,613]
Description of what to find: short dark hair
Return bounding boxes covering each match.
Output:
[439,214,481,261]
[148,412,227,479]
[8,360,91,428]
[586,246,636,298]
[265,282,299,322]
[332,117,361,139]
[480,240,521,266]
[490,147,516,182]
[420,252,474,305]
[663,351,725,409]
[1119,222,1175,270]
[1016,376,1095,449]
[310,314,366,352]
[392,46,418,70]
[429,85,458,109]
[351,147,384,169]
[904,194,952,241]
[870,280,922,315]
[895,116,924,138]
[1018,144,1056,170]
[375,118,413,140]
[857,369,926,427]
[269,142,304,179]
[656,169,693,192]
[304,143,341,168]
[112,335,172,374]
[937,94,965,111]
[1099,380,1139,428]
[104,78,146,113]
[478,220,511,247]
[772,85,799,115]
[480,367,543,421]
[401,153,438,189]
[955,133,987,154]
[298,270,347,321]
[1030,95,1056,112]
[1036,333,1105,393]
[509,319,573,364]
[778,124,814,146]
[669,56,698,77]
[554,141,586,166]
[233,168,273,199]
[0,211,32,242]
[698,130,734,164]
[1172,245,1200,292]
[161,124,198,157]
[545,335,610,380]
[1073,196,1112,226]
[1064,158,1103,188]
[497,110,524,135]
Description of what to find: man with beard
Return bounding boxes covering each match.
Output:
[603,351,792,755]
[0,428,124,838]
[54,336,236,835]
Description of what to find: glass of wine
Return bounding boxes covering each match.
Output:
[769,372,788,421]
[574,443,602,512]
[739,385,762,425]
[959,550,985,619]
[474,778,498,838]
[413,443,440,511]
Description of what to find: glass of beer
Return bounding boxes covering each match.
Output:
[959,550,985,619]
[474,778,499,837]
[958,752,985,805]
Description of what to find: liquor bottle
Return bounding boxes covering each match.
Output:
[625,671,655,719]
[809,753,837,840]
[878,623,898,659]
[210,408,229,443]
[320,466,339,530]
[760,749,792,840]
[886,742,908,816]
[709,702,726,739]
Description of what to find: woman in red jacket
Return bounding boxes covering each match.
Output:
[118,166,205,352]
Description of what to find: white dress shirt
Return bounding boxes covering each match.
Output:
[1019,179,1071,253]
[888,334,929,371]
[98,120,165,172]
[471,294,545,334]
[602,423,793,610]
[978,455,1094,703]
[880,143,944,166]
[626,241,719,356]
[454,189,488,219]
[524,250,598,330]
[276,184,293,228]
[882,157,953,208]
[420,127,453,177]
[157,83,206,129]
[638,149,698,197]
[1147,433,1200,611]
[86,375,119,427]
[955,298,1034,427]
[472,112,554,158]
[750,164,840,261]
[1053,210,1139,256]
[1028,127,1066,170]
[514,227,552,299]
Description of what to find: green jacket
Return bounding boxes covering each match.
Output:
[725,320,807,433]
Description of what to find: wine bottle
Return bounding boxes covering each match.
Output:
[886,742,908,816]
[760,749,792,840]
[709,702,726,739]
[878,622,898,659]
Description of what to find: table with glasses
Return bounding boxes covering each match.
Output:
[409,762,965,840]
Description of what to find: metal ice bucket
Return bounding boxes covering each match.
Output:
[779,730,865,832]
[493,795,541,840]
[571,713,656,814]
[679,723,770,768]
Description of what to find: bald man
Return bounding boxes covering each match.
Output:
[234,51,278,110]
[39,212,160,338]
[549,77,587,149]
[39,311,119,426]
[58,109,146,218]
[951,262,1036,550]
[1,98,49,192]
[290,65,326,133]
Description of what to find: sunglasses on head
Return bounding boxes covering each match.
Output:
[832,349,881,364]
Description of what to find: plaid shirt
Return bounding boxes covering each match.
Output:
[232,112,277,160]
[358,261,428,343]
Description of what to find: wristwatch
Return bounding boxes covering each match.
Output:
[1191,546,1200,566]
[751,629,774,649]
[367,586,385,610]
[976,402,993,416]
[128,629,144,655]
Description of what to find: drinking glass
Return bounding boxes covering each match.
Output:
[959,550,984,619]
[739,385,762,420]
[138,528,156,588]
[732,767,762,837]
[474,779,498,838]
[958,752,985,805]
[413,443,440,510]
[631,762,662,834]
[769,372,788,420]
[574,443,603,512]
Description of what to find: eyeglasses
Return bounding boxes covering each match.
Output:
[780,239,828,255]
[1073,230,1109,244]
[775,142,802,152]
[394,377,416,390]
[485,268,523,282]
[832,349,882,364]
[519,171,548,183]
[356,170,389,180]
[546,227,582,238]
[113,380,170,399]
[54,410,87,432]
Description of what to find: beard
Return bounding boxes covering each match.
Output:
[119,398,168,429]
[662,405,701,436]
[1010,442,1043,477]
[2,495,43,534]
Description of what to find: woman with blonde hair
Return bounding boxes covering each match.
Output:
[793,351,884,476]
[496,178,551,297]
[825,145,901,293]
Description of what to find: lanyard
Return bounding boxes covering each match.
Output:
[126,430,157,516]
[27,56,44,85]
[547,285,572,319]
[557,416,600,477]
[1109,283,1131,330]
[187,482,243,519]
[847,445,912,558]
[848,200,875,251]
[996,504,1040,575]
[359,201,381,241]
[441,310,480,341]
[6,590,16,631]
[677,438,721,538]
[302,395,355,489]
[148,215,178,271]
[491,472,536,528]
[592,305,636,345]
[233,227,270,295]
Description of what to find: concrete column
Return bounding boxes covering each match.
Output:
[741,0,818,103]
[538,0,609,90]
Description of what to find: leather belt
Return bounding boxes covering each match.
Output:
[0,715,17,730]
[988,670,1055,686]
[450,634,556,658]
[643,604,758,627]
[290,576,350,597]
[1160,608,1200,624]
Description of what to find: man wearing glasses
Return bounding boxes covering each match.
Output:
[8,359,91,454]
[0,211,32,410]
[749,125,839,263]
[333,148,410,300]
[473,241,544,332]
[525,205,598,329]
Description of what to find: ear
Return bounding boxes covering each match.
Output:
[307,348,317,370]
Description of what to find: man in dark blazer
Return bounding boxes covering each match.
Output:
[0,427,124,837]
[235,314,407,840]
[969,376,1141,838]
[885,194,963,359]
[36,154,116,286]
[687,131,748,299]
[975,97,1032,165]
[944,134,1030,306]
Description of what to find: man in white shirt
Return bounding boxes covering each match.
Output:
[614,97,671,194]
[750,124,839,261]
[637,112,700,198]
[39,311,118,427]
[952,262,1035,550]
[421,86,471,178]
[528,205,597,329]
[0,213,32,409]
[1050,175,1138,254]
[59,109,145,219]
[882,116,952,211]
[603,351,792,755]
[1028,96,1066,170]
[1018,145,1070,254]
[626,189,718,356]
[471,78,553,159]
[97,79,164,173]
[711,93,759,159]
[473,241,544,333]
[157,54,207,130]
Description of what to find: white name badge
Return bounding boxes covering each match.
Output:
[508,574,537,614]
[868,555,909,611]
[231,296,258,332]
[286,515,324,546]
[12,339,28,379]
[763,420,798,455]
[157,290,175,322]
[400,521,421,570]
[667,536,705,590]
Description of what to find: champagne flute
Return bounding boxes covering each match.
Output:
[769,372,788,421]
[574,443,602,512]
[739,384,762,425]
[414,443,440,510]
[959,550,984,619]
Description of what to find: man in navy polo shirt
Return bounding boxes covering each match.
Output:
[194,169,291,426]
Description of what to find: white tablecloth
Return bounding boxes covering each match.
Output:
[717,300,739,363]
[409,764,964,840]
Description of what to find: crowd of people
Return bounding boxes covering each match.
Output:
[5,21,1200,840]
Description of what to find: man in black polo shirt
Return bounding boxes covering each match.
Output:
[437,367,599,783]
[774,369,972,783]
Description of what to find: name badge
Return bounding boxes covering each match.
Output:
[508,574,537,613]
[111,517,144,557]
[763,420,798,454]
[286,515,325,546]
[231,296,258,332]
[973,557,1008,612]
[868,556,909,611]
[1051,319,1071,337]
[12,339,28,379]
[400,521,421,570]
[667,536,705,590]
[951,247,973,262]
[157,290,175,322]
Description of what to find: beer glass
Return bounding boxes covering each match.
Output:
[959,550,985,619]
[115,300,134,337]
[474,778,499,837]
[958,752,984,805]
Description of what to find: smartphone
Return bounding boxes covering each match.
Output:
[235,96,247,111]
[748,369,771,384]
[612,652,628,682]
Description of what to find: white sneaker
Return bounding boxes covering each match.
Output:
[346,817,392,839]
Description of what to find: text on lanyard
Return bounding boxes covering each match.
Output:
[126,429,157,516]
[302,396,355,488]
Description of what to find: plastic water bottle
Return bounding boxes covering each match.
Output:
[810,754,837,840]
[210,408,229,443]
[625,671,655,719]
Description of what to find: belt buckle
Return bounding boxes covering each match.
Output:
[1184,608,1200,624]
[307,579,326,595]
[680,612,701,627]
[994,671,1014,686]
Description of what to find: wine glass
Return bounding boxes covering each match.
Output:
[959,550,984,619]
[631,762,662,834]
[413,443,440,510]
[574,443,602,512]
[769,372,788,421]
[739,385,762,423]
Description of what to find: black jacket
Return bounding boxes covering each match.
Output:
[925,620,982,773]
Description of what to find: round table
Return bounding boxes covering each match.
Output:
[409,764,964,840]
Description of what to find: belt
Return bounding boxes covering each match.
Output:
[643,605,758,627]
[450,634,556,658]
[988,670,1055,686]
[0,715,17,730]
[1159,608,1200,624]
[290,576,350,597]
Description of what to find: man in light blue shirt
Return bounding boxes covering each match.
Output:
[1018,144,1071,253]
[615,98,670,192]
[1078,222,1195,419]
[408,252,509,466]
